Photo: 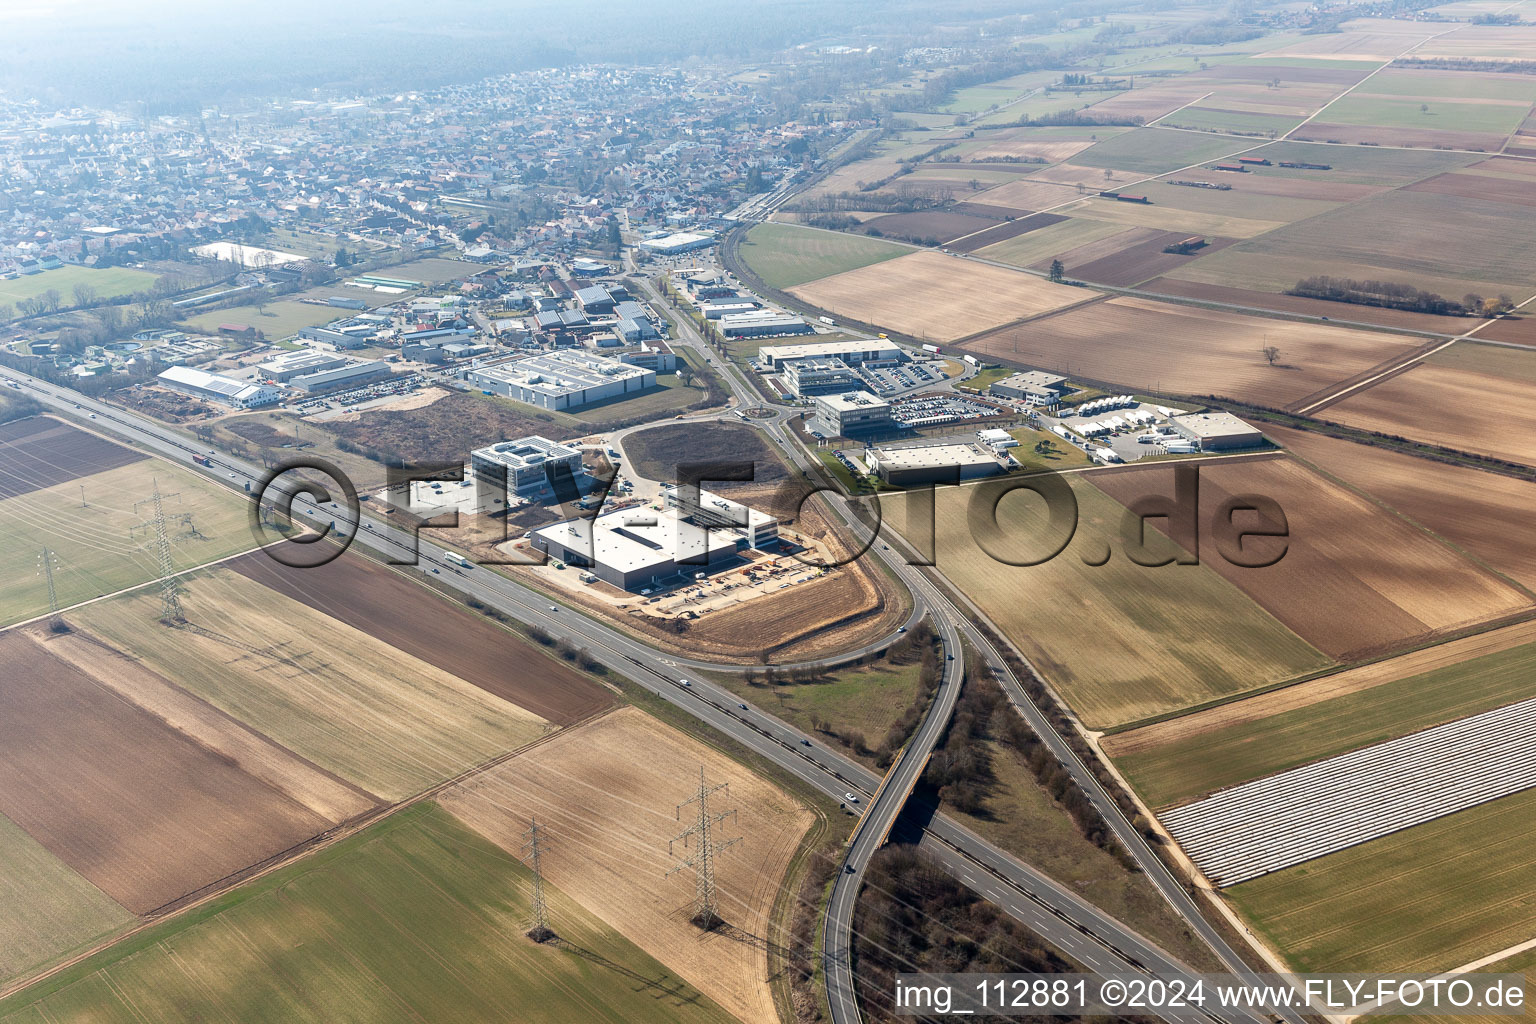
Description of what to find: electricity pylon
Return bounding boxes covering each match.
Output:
[38,548,61,629]
[667,766,740,931]
[146,479,182,621]
[521,819,555,943]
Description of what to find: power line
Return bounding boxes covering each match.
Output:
[667,765,740,931]
[140,478,182,622]
[38,547,61,629]
[520,818,555,943]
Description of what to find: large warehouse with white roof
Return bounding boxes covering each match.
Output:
[465,351,655,411]
[156,366,281,409]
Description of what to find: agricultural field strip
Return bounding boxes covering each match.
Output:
[1163,696,1536,886]
[1281,26,1460,140]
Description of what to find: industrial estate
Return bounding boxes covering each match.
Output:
[2,0,1536,1022]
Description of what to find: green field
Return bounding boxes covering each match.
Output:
[883,477,1331,728]
[179,298,349,340]
[736,222,909,289]
[1006,427,1091,471]
[1156,107,1305,136]
[1070,128,1244,175]
[1321,94,1529,135]
[1228,787,1536,972]
[976,217,1127,269]
[1117,640,1536,808]
[0,813,131,989]
[0,458,252,627]
[0,804,736,1024]
[1362,71,1536,102]
[1241,140,1479,185]
[0,266,159,308]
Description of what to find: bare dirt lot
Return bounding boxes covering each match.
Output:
[0,628,332,915]
[233,549,614,725]
[323,390,583,464]
[1264,423,1536,590]
[440,706,814,1024]
[788,250,1084,342]
[958,295,1424,409]
[1093,456,1530,661]
[622,421,788,487]
[1103,617,1536,759]
[0,416,146,500]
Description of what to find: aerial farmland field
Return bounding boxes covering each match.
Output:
[1068,127,1246,175]
[439,707,813,1024]
[881,476,1331,729]
[787,249,1085,342]
[75,568,552,801]
[1093,455,1529,662]
[0,266,158,307]
[735,222,909,289]
[1319,343,1536,467]
[1226,786,1536,973]
[0,804,737,1024]
[0,628,333,915]
[957,294,1424,409]
[1106,618,1536,807]
[0,441,252,627]
[1263,423,1536,588]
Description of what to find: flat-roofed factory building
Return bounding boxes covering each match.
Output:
[529,488,778,591]
[989,370,1070,406]
[757,339,901,369]
[866,442,1003,485]
[781,357,862,397]
[466,351,655,411]
[1168,412,1264,451]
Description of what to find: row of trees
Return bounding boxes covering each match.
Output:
[1289,275,1515,317]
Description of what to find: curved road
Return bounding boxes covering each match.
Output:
[5,355,1267,1024]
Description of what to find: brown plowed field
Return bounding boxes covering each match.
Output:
[1292,122,1506,151]
[1076,84,1212,122]
[1190,63,1377,86]
[948,212,1067,253]
[1070,232,1238,287]
[787,250,1083,343]
[0,629,331,914]
[958,295,1421,408]
[0,416,146,500]
[1043,225,1164,271]
[1264,423,1536,590]
[440,706,814,1024]
[1474,313,1536,348]
[1103,617,1536,759]
[233,550,613,724]
[1321,356,1536,467]
[1093,456,1530,661]
[957,132,1102,163]
[1141,277,1472,335]
[42,627,378,823]
[1404,171,1536,208]
[856,210,1003,245]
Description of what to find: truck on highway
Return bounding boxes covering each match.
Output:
[192,455,213,467]
[444,551,470,567]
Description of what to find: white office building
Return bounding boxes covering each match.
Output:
[466,351,655,411]
[470,436,586,502]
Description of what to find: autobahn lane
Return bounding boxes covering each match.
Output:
[7,368,1253,1024]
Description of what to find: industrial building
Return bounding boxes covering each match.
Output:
[466,350,655,411]
[574,285,616,314]
[780,357,862,397]
[989,370,1070,405]
[699,300,760,319]
[638,231,715,255]
[470,436,586,502]
[290,359,392,394]
[757,339,901,369]
[298,320,379,350]
[257,349,350,382]
[718,311,814,339]
[812,391,893,437]
[866,442,1003,485]
[156,366,281,409]
[1168,412,1264,451]
[619,342,678,372]
[529,489,777,591]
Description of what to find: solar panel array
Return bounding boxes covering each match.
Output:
[1162,697,1536,886]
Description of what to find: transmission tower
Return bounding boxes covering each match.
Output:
[38,548,61,629]
[520,818,555,943]
[146,479,182,622]
[667,766,740,931]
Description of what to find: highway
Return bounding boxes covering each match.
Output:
[5,366,1265,1024]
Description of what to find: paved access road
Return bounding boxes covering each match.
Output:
[6,368,1263,1024]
